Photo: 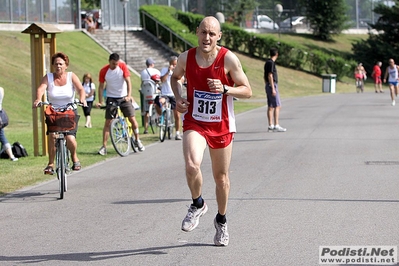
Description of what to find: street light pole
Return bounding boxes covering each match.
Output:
[120,0,129,64]
[275,4,283,38]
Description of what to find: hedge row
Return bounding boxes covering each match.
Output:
[140,5,356,80]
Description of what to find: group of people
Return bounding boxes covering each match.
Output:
[140,56,183,140]
[11,16,289,247]
[84,15,96,34]
[359,59,399,106]
[9,15,399,247]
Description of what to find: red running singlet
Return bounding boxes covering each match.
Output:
[183,47,236,141]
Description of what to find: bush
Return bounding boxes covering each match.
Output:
[139,5,353,80]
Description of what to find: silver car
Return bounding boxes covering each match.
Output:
[255,15,279,30]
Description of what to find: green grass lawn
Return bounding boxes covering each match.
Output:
[0,30,368,195]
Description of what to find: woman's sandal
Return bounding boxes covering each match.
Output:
[44,165,54,175]
[72,161,81,171]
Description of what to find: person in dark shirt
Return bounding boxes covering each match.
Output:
[264,47,286,132]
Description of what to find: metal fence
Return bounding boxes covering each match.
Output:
[0,0,77,25]
[100,0,190,29]
[0,0,395,30]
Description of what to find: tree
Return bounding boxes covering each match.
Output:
[205,0,257,26]
[298,0,350,40]
[352,1,399,73]
[81,0,100,10]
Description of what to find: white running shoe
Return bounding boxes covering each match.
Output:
[268,125,275,132]
[135,140,145,151]
[274,125,287,132]
[214,218,229,246]
[392,100,396,106]
[181,203,208,232]
[175,132,182,140]
[98,146,107,156]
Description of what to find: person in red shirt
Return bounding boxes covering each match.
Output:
[171,16,252,246]
[371,61,383,93]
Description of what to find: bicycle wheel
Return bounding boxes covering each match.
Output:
[110,118,131,156]
[57,138,66,200]
[159,111,167,142]
[167,108,174,140]
[148,103,157,134]
[65,148,70,192]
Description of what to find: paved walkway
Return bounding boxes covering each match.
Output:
[1,91,398,266]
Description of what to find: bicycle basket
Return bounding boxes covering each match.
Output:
[45,106,78,132]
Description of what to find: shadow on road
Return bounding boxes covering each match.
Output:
[0,243,213,263]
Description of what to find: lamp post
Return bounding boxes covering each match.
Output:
[120,0,129,64]
[275,4,283,38]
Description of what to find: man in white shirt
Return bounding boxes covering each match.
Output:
[140,58,161,134]
[155,56,182,140]
[96,53,144,155]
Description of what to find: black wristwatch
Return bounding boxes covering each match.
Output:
[223,84,229,94]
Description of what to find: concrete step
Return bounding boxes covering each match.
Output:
[93,29,177,73]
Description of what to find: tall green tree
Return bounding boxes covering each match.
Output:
[298,0,350,40]
[352,1,399,72]
[81,0,100,10]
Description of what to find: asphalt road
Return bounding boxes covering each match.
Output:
[1,91,398,266]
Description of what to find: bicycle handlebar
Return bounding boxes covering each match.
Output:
[36,100,84,108]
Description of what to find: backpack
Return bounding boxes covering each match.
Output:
[0,148,9,159]
[12,142,28,158]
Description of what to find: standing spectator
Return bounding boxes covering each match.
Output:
[371,61,383,93]
[140,58,161,134]
[171,16,252,246]
[264,47,286,132]
[96,53,144,155]
[33,52,87,173]
[85,15,96,34]
[0,87,18,161]
[383,58,399,106]
[156,55,182,140]
[81,73,95,128]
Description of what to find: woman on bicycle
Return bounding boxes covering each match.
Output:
[354,63,366,92]
[33,52,87,175]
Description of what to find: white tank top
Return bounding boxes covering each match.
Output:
[47,72,75,108]
[388,65,398,82]
[83,82,95,102]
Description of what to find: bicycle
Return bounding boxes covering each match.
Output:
[39,101,79,200]
[106,100,138,157]
[158,96,175,142]
[141,79,159,134]
[147,97,158,134]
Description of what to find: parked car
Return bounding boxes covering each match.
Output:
[280,16,307,29]
[255,15,279,30]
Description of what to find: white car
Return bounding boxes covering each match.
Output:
[255,15,279,30]
[280,16,307,29]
